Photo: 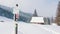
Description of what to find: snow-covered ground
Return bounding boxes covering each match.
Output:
[18,22,60,34]
[0,16,60,34]
[0,16,15,34]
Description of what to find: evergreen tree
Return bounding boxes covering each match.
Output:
[55,1,60,25]
[33,9,38,17]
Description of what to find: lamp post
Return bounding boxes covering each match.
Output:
[13,4,19,34]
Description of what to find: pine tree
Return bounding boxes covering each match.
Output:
[55,1,60,25]
[33,9,38,17]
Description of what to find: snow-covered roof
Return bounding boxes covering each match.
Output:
[30,17,44,23]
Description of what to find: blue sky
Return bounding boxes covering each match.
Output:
[0,0,59,17]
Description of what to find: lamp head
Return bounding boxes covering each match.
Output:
[16,4,18,7]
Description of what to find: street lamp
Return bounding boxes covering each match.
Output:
[13,4,20,34]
